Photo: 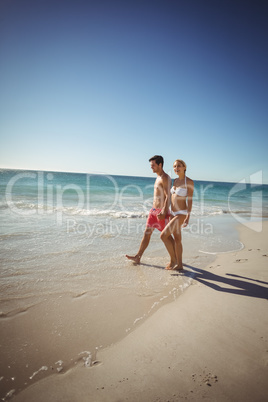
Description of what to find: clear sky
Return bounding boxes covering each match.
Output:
[1,0,268,183]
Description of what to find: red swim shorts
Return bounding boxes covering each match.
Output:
[146,208,170,232]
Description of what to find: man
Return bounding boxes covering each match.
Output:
[126,155,172,265]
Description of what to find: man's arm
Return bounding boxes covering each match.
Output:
[157,174,171,219]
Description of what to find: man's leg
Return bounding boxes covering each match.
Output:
[126,226,154,264]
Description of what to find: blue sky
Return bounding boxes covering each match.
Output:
[1,0,268,183]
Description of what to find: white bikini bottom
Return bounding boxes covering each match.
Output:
[171,210,187,216]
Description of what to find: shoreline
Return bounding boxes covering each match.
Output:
[0,246,214,400]
[10,220,268,401]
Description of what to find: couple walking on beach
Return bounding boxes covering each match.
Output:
[126,155,194,270]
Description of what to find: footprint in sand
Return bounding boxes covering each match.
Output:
[73,291,87,298]
[92,360,102,367]
[192,371,218,387]
[235,259,248,263]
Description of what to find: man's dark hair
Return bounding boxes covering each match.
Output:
[149,155,164,167]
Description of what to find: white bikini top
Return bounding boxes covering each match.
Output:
[170,176,188,197]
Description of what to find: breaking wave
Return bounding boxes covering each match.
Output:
[1,198,266,218]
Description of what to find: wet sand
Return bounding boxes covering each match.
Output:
[7,221,268,401]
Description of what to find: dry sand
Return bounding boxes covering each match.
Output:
[10,221,268,401]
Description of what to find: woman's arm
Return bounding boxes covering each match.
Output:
[183,178,194,227]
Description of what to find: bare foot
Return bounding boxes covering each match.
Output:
[126,254,141,264]
[165,261,177,270]
[174,265,184,271]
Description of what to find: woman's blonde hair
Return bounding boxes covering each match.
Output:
[174,159,187,172]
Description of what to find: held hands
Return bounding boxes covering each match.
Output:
[157,211,166,220]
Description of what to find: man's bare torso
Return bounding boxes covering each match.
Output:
[152,173,169,209]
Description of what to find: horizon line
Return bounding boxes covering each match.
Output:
[1,166,267,185]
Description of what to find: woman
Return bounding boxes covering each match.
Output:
[160,159,194,270]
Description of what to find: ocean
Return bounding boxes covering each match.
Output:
[0,169,267,399]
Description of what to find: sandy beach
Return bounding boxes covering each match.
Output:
[6,221,268,401]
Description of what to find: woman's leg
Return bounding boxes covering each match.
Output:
[160,216,180,269]
[173,215,186,270]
